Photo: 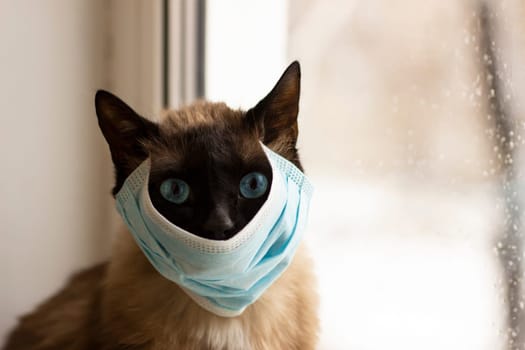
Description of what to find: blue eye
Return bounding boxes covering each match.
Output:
[160,178,190,204]
[240,172,268,199]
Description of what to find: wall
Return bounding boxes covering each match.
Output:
[0,0,113,342]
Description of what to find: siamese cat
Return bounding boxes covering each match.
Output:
[3,62,319,350]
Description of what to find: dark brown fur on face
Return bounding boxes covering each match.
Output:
[146,104,274,240]
[3,62,319,350]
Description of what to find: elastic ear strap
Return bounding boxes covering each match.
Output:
[116,159,151,204]
[262,144,314,197]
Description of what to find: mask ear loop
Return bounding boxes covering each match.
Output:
[260,144,314,197]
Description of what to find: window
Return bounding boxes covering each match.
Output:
[205,1,525,349]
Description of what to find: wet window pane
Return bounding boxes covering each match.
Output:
[288,0,525,349]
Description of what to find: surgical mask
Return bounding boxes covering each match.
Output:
[115,144,313,317]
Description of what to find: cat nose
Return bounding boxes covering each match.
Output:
[203,206,234,239]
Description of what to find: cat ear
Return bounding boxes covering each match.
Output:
[247,61,301,152]
[95,90,158,194]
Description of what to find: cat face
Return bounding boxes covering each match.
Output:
[95,62,302,240]
[145,106,274,240]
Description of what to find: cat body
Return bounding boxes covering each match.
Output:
[5,229,317,350]
[3,62,319,350]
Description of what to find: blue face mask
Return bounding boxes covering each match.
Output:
[115,144,313,317]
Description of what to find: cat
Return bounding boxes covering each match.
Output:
[3,61,319,350]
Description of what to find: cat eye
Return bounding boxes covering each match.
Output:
[239,172,269,199]
[160,178,190,204]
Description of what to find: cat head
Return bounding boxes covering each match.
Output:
[95,62,302,240]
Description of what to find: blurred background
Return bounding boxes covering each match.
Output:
[1,0,525,349]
